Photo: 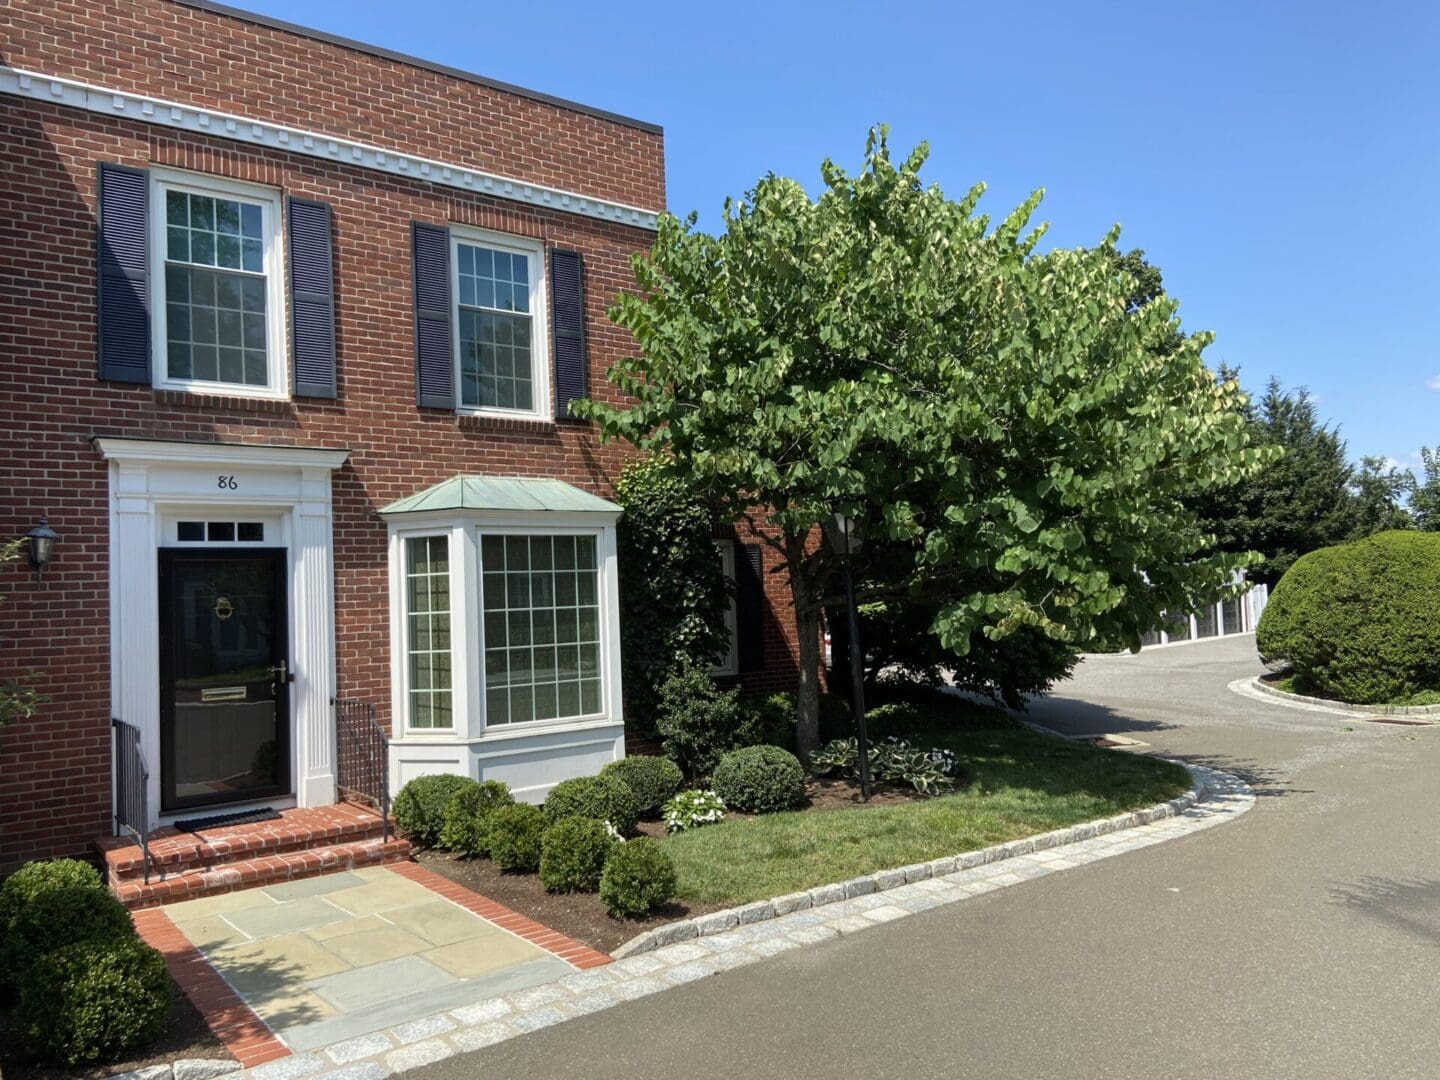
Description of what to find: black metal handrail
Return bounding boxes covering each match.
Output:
[111,717,151,883]
[334,697,390,843]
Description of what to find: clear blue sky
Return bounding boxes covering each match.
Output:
[234,0,1439,470]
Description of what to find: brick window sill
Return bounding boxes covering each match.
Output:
[154,389,297,414]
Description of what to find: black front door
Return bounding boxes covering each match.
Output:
[159,548,291,812]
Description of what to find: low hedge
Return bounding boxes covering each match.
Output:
[3,885,137,987]
[393,774,478,848]
[600,838,677,918]
[543,774,640,834]
[485,803,546,872]
[0,858,104,933]
[711,745,806,814]
[1257,531,1440,704]
[16,937,170,1065]
[439,780,516,856]
[538,818,614,893]
[599,756,683,815]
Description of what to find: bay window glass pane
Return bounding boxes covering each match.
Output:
[163,188,269,389]
[456,241,535,411]
[406,536,452,729]
[480,533,602,725]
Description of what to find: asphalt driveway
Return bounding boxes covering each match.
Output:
[413,635,1440,1080]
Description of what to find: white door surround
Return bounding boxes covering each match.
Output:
[94,437,349,826]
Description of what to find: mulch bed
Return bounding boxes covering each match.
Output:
[418,774,932,955]
[0,977,229,1080]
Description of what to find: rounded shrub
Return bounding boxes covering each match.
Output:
[711,745,806,814]
[16,937,170,1065]
[485,803,546,872]
[4,885,137,984]
[542,774,640,834]
[0,858,104,932]
[600,837,678,918]
[393,774,478,848]
[1256,531,1440,704]
[599,756,683,815]
[538,818,615,893]
[438,780,515,856]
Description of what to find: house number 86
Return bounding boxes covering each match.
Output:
[217,475,238,490]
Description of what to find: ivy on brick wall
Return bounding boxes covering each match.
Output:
[615,456,730,733]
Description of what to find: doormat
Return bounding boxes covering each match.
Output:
[174,807,282,833]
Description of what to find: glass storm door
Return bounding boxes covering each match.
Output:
[158,549,291,811]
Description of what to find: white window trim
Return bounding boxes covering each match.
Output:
[711,539,739,677]
[396,531,461,736]
[386,510,622,742]
[148,167,289,400]
[448,225,551,422]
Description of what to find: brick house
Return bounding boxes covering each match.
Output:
[0,0,802,872]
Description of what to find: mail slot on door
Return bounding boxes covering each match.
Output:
[201,686,247,703]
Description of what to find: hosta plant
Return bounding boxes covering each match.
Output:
[662,789,727,834]
[810,736,959,796]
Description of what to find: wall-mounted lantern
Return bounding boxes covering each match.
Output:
[25,516,57,575]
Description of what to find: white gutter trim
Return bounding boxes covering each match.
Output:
[1,66,661,232]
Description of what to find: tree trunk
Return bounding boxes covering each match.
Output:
[793,593,823,759]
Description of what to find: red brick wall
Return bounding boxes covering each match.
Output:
[0,0,665,211]
[0,2,807,870]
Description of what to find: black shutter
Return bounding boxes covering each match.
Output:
[97,163,150,383]
[287,196,337,398]
[736,543,765,674]
[412,222,454,409]
[549,248,587,418]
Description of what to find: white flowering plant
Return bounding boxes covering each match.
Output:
[662,789,727,834]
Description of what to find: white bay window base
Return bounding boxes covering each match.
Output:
[390,721,625,804]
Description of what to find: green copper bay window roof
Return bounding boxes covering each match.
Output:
[379,475,621,516]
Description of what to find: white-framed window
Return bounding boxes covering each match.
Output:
[387,512,621,738]
[149,169,288,398]
[480,533,603,725]
[711,539,739,676]
[402,534,454,730]
[450,227,549,420]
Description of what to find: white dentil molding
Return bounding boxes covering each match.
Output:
[2,66,661,232]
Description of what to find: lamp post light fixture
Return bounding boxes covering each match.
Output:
[822,510,871,800]
[25,516,57,575]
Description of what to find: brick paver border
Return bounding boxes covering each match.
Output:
[132,908,291,1069]
[389,861,612,969]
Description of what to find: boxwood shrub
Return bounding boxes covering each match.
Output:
[538,817,614,893]
[439,780,515,856]
[599,837,678,918]
[3,885,137,986]
[485,803,546,872]
[16,937,170,1065]
[599,756,683,815]
[1257,530,1440,704]
[393,774,478,847]
[543,774,640,834]
[711,745,806,814]
[0,858,103,932]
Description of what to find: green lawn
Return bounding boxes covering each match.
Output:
[660,726,1191,905]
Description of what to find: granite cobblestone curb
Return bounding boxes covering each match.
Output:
[1247,676,1440,720]
[203,762,1251,1080]
[110,1058,243,1080]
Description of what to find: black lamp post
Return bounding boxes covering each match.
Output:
[25,516,57,576]
[822,511,871,800]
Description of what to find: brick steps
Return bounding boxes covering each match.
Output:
[96,803,413,910]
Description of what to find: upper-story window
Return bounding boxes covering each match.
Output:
[452,229,548,420]
[151,170,287,398]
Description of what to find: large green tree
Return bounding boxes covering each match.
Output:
[578,129,1268,754]
[1411,447,1440,531]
